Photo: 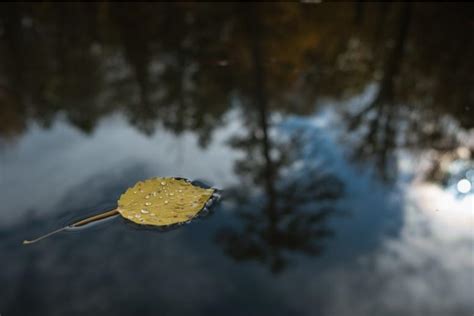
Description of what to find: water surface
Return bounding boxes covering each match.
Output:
[0,3,473,316]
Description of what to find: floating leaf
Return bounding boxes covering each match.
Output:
[23,177,217,244]
[118,177,215,226]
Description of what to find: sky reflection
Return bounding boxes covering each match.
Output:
[1,2,473,315]
[1,92,472,315]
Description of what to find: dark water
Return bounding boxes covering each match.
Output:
[1,3,473,316]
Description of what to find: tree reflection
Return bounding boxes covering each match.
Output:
[217,152,343,274]
[0,2,472,174]
[216,5,344,273]
[343,3,472,181]
[346,3,412,180]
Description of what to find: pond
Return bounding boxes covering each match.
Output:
[0,3,473,316]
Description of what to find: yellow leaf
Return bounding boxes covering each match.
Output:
[118,177,215,226]
[23,177,216,244]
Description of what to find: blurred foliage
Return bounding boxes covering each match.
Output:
[0,2,472,171]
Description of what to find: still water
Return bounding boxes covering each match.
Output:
[1,3,473,316]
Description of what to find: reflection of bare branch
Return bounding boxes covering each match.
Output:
[346,3,411,181]
[216,6,342,273]
[217,5,345,273]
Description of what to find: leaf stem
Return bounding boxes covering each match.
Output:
[23,208,119,245]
